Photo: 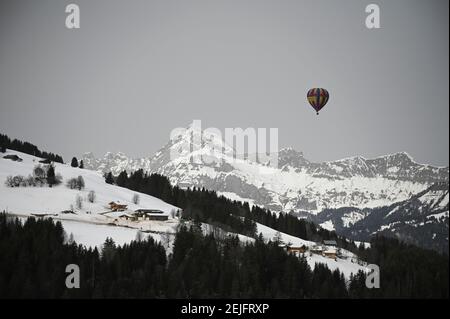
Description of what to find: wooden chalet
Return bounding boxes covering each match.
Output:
[133,209,169,221]
[117,213,133,221]
[323,248,337,260]
[286,246,307,257]
[108,201,128,212]
[310,245,324,254]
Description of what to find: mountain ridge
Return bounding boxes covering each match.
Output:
[82,125,448,213]
[80,125,449,252]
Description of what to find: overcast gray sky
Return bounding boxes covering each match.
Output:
[0,0,448,166]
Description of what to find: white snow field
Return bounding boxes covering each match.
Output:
[0,150,180,246]
[0,150,177,216]
[1,149,368,278]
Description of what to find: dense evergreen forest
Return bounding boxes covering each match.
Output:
[106,169,352,249]
[0,133,64,163]
[349,236,449,298]
[0,214,447,298]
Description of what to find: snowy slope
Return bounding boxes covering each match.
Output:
[256,222,314,247]
[0,149,182,250]
[0,150,177,217]
[202,219,369,279]
[254,222,368,279]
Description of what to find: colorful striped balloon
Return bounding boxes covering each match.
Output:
[307,88,329,115]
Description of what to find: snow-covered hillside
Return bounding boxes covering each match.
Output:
[254,222,368,279]
[1,150,177,217]
[0,149,181,249]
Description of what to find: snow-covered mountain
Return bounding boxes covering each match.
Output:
[308,182,449,253]
[82,124,449,215]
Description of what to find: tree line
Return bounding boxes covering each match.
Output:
[0,213,447,298]
[0,133,64,163]
[348,236,449,298]
[0,214,346,298]
[105,169,354,248]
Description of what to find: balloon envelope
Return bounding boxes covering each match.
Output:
[307,88,329,114]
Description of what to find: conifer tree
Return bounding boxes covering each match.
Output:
[116,171,128,187]
[71,157,79,168]
[47,165,56,187]
[105,172,114,184]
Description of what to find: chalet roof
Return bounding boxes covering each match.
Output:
[135,213,168,217]
[105,211,133,218]
[118,213,133,217]
[323,240,337,246]
[135,209,165,213]
[132,210,169,218]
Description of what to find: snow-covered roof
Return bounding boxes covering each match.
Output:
[104,211,133,218]
[134,209,169,216]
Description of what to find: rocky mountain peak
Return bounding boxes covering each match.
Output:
[81,124,449,214]
[278,147,310,169]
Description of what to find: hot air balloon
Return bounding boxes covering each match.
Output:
[307,88,329,115]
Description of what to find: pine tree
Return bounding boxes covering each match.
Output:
[116,171,128,187]
[79,160,84,169]
[71,157,79,168]
[105,172,114,184]
[273,231,283,244]
[47,165,56,187]
[102,237,116,263]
